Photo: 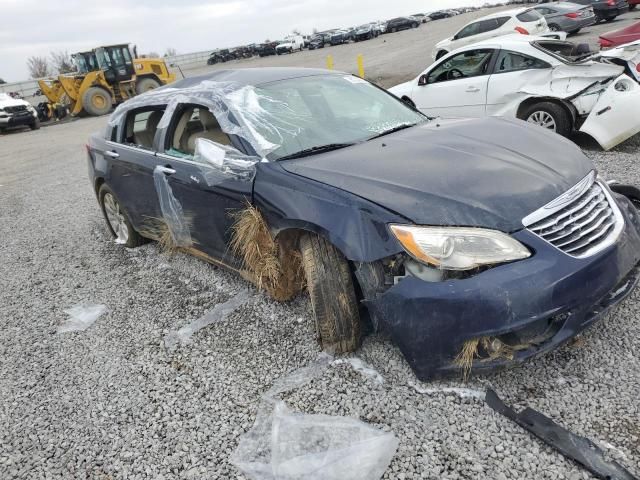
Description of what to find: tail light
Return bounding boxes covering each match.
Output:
[607,0,615,5]
[564,12,578,18]
[514,26,529,35]
[636,64,640,73]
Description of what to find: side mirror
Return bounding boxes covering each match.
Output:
[418,74,428,86]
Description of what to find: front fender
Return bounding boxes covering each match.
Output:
[253,162,407,262]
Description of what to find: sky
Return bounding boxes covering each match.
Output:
[0,0,494,82]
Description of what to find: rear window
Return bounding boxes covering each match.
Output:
[534,40,594,63]
[516,9,543,22]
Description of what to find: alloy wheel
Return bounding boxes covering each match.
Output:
[103,193,129,243]
[527,111,557,131]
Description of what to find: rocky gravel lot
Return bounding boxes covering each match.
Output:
[1,110,639,480]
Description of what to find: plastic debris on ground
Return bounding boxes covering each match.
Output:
[164,290,251,351]
[57,303,108,333]
[409,382,486,401]
[333,357,385,384]
[230,353,399,480]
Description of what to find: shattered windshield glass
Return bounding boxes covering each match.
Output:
[228,75,427,160]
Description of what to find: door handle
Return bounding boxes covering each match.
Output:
[157,166,176,175]
[466,86,480,93]
[105,150,119,159]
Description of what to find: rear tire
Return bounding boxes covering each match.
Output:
[300,233,361,353]
[135,77,161,95]
[82,87,112,116]
[605,16,616,22]
[630,4,637,10]
[521,102,572,137]
[98,184,144,248]
[549,24,560,32]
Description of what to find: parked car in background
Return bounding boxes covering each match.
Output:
[0,93,40,132]
[308,34,327,50]
[276,35,304,55]
[329,30,352,45]
[429,11,452,20]
[207,49,234,65]
[372,20,387,34]
[257,42,278,57]
[391,35,640,150]
[599,21,640,47]
[569,0,628,22]
[533,2,596,34]
[433,8,549,60]
[411,13,430,23]
[354,24,379,41]
[87,67,640,380]
[385,16,420,33]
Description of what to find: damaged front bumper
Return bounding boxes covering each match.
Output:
[368,194,640,380]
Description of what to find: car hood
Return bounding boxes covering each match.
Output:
[280,117,592,232]
[0,93,30,109]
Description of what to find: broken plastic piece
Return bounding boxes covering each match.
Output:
[410,383,485,400]
[153,165,192,248]
[485,389,638,480]
[231,353,398,480]
[164,290,250,351]
[58,303,108,333]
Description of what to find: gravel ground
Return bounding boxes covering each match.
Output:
[1,109,639,480]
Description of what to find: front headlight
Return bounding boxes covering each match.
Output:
[390,225,530,271]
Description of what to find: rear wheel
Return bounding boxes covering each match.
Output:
[135,77,161,95]
[630,4,637,10]
[82,87,112,116]
[605,16,616,22]
[412,22,419,28]
[300,233,361,353]
[549,23,560,32]
[98,184,143,248]
[522,102,572,137]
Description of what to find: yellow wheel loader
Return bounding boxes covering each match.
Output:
[37,44,176,118]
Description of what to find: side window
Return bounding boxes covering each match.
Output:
[494,51,551,73]
[456,22,481,39]
[427,49,494,84]
[495,16,510,27]
[478,18,500,33]
[121,106,166,149]
[165,105,232,158]
[516,9,543,22]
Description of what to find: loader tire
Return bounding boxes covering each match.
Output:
[300,233,361,353]
[135,78,161,94]
[82,87,112,116]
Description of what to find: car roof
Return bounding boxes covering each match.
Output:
[446,34,563,58]
[161,68,341,91]
[536,2,583,9]
[479,7,528,19]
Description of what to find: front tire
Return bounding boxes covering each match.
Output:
[135,77,161,95]
[30,118,41,130]
[522,102,572,137]
[300,233,361,353]
[98,184,143,248]
[82,87,112,116]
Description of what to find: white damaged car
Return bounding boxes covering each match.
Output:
[0,93,40,133]
[390,35,640,150]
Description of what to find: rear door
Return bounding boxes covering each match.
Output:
[156,103,255,264]
[486,49,553,117]
[101,105,167,230]
[412,48,496,118]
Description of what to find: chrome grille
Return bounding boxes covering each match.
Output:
[523,173,623,258]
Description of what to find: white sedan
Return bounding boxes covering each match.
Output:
[389,35,640,150]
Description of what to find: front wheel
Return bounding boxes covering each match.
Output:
[135,77,161,95]
[412,23,419,28]
[30,118,41,130]
[522,102,572,137]
[82,87,112,116]
[300,233,361,354]
[98,184,144,248]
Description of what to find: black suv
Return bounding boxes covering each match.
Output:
[570,0,628,22]
[385,17,420,33]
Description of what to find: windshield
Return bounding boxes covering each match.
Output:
[227,74,427,160]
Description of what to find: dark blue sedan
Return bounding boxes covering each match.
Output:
[87,68,640,380]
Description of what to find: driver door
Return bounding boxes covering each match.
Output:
[412,49,495,118]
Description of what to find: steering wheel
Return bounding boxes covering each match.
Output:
[447,68,465,80]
